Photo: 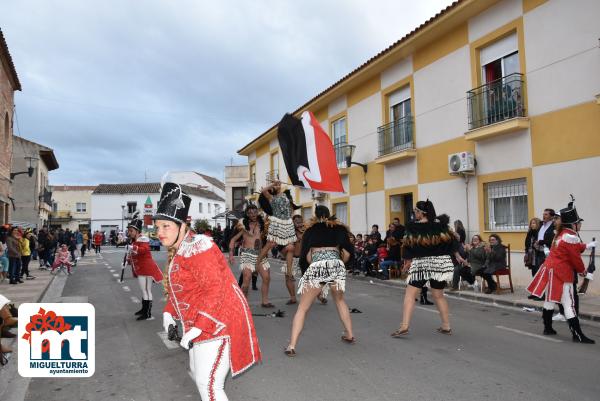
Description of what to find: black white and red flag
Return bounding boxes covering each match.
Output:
[277,111,344,193]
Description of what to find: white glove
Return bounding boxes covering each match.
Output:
[586,241,597,250]
[543,246,550,257]
[180,327,202,350]
[163,312,176,334]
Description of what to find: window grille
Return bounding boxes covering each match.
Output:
[484,178,528,231]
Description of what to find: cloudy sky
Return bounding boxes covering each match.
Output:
[1,0,453,185]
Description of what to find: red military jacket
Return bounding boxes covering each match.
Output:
[93,233,103,246]
[527,228,586,302]
[164,232,261,376]
[128,236,163,283]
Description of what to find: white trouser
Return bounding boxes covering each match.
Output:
[189,338,230,401]
[543,282,576,319]
[137,276,153,301]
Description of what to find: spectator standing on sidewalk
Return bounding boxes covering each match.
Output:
[454,220,467,245]
[19,230,35,280]
[37,227,48,268]
[6,227,22,284]
[0,235,8,282]
[93,230,103,254]
[370,224,382,245]
[524,218,541,276]
[534,209,556,276]
[81,230,88,257]
[29,228,38,261]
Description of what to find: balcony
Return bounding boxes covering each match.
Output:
[375,116,416,164]
[50,210,72,222]
[465,73,529,141]
[265,169,279,183]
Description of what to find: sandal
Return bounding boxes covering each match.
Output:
[284,347,296,357]
[390,327,409,337]
[341,335,356,344]
[437,327,452,335]
[285,299,297,305]
[261,303,275,308]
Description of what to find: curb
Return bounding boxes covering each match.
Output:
[348,274,600,322]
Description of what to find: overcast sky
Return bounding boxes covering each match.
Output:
[1,0,454,185]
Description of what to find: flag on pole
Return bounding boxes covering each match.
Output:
[277,111,344,193]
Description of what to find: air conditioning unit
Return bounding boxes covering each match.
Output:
[311,190,326,201]
[448,152,475,175]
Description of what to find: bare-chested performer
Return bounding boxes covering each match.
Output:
[228,204,272,306]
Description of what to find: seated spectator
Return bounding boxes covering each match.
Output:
[482,234,507,294]
[450,231,473,291]
[379,237,401,280]
[370,225,382,245]
[465,234,487,277]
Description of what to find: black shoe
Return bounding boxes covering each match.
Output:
[17,279,24,284]
[9,280,17,285]
[135,300,148,320]
[420,296,434,305]
[134,300,146,316]
[542,309,557,335]
[568,317,595,344]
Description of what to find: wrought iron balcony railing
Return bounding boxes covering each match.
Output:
[40,188,52,207]
[377,116,414,157]
[333,142,348,168]
[265,170,279,183]
[467,73,525,130]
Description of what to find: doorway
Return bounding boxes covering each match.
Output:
[389,193,413,225]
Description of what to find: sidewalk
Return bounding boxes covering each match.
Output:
[0,268,55,306]
[349,274,600,322]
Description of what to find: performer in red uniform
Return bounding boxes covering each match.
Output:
[127,211,163,321]
[154,182,261,400]
[527,199,596,343]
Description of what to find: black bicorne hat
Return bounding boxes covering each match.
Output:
[153,182,191,224]
[127,211,143,232]
[559,199,583,225]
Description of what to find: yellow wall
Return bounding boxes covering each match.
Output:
[531,101,600,166]
[313,107,328,123]
[348,162,385,196]
[384,185,418,227]
[477,167,534,251]
[413,22,468,71]
[347,75,381,108]
[417,137,476,184]
[256,143,270,158]
[522,0,547,13]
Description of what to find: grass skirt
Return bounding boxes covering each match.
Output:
[266,216,296,246]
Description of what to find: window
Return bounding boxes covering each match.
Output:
[76,202,86,213]
[208,203,211,213]
[302,206,312,221]
[334,202,348,225]
[480,33,519,82]
[332,117,347,167]
[232,187,247,211]
[127,202,137,214]
[214,204,220,214]
[484,178,528,231]
[52,202,58,212]
[4,113,9,147]
[270,151,279,180]
[199,202,203,213]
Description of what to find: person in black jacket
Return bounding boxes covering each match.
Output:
[285,205,355,357]
[533,209,556,275]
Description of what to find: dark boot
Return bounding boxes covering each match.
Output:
[146,300,154,320]
[135,300,148,321]
[252,273,258,291]
[134,300,146,316]
[542,309,557,335]
[420,287,434,305]
[568,317,595,344]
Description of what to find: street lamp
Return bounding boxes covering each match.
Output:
[10,156,38,180]
[121,205,125,231]
[339,144,369,233]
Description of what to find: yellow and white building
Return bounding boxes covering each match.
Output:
[238,0,600,291]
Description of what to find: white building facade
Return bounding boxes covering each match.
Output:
[91,183,226,233]
[49,185,96,231]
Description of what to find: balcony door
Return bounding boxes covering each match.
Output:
[332,117,347,167]
[480,33,520,124]
[388,86,411,151]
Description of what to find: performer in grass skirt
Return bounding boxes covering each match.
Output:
[391,199,463,338]
[257,180,300,307]
[284,205,355,357]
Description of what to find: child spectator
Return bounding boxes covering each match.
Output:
[51,244,73,274]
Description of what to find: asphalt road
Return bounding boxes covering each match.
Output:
[23,247,600,401]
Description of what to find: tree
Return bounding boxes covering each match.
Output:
[193,219,210,233]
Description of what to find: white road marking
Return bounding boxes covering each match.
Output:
[130,296,140,304]
[112,273,120,277]
[122,286,131,292]
[109,269,115,273]
[157,331,180,350]
[496,325,563,343]
[416,306,440,313]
